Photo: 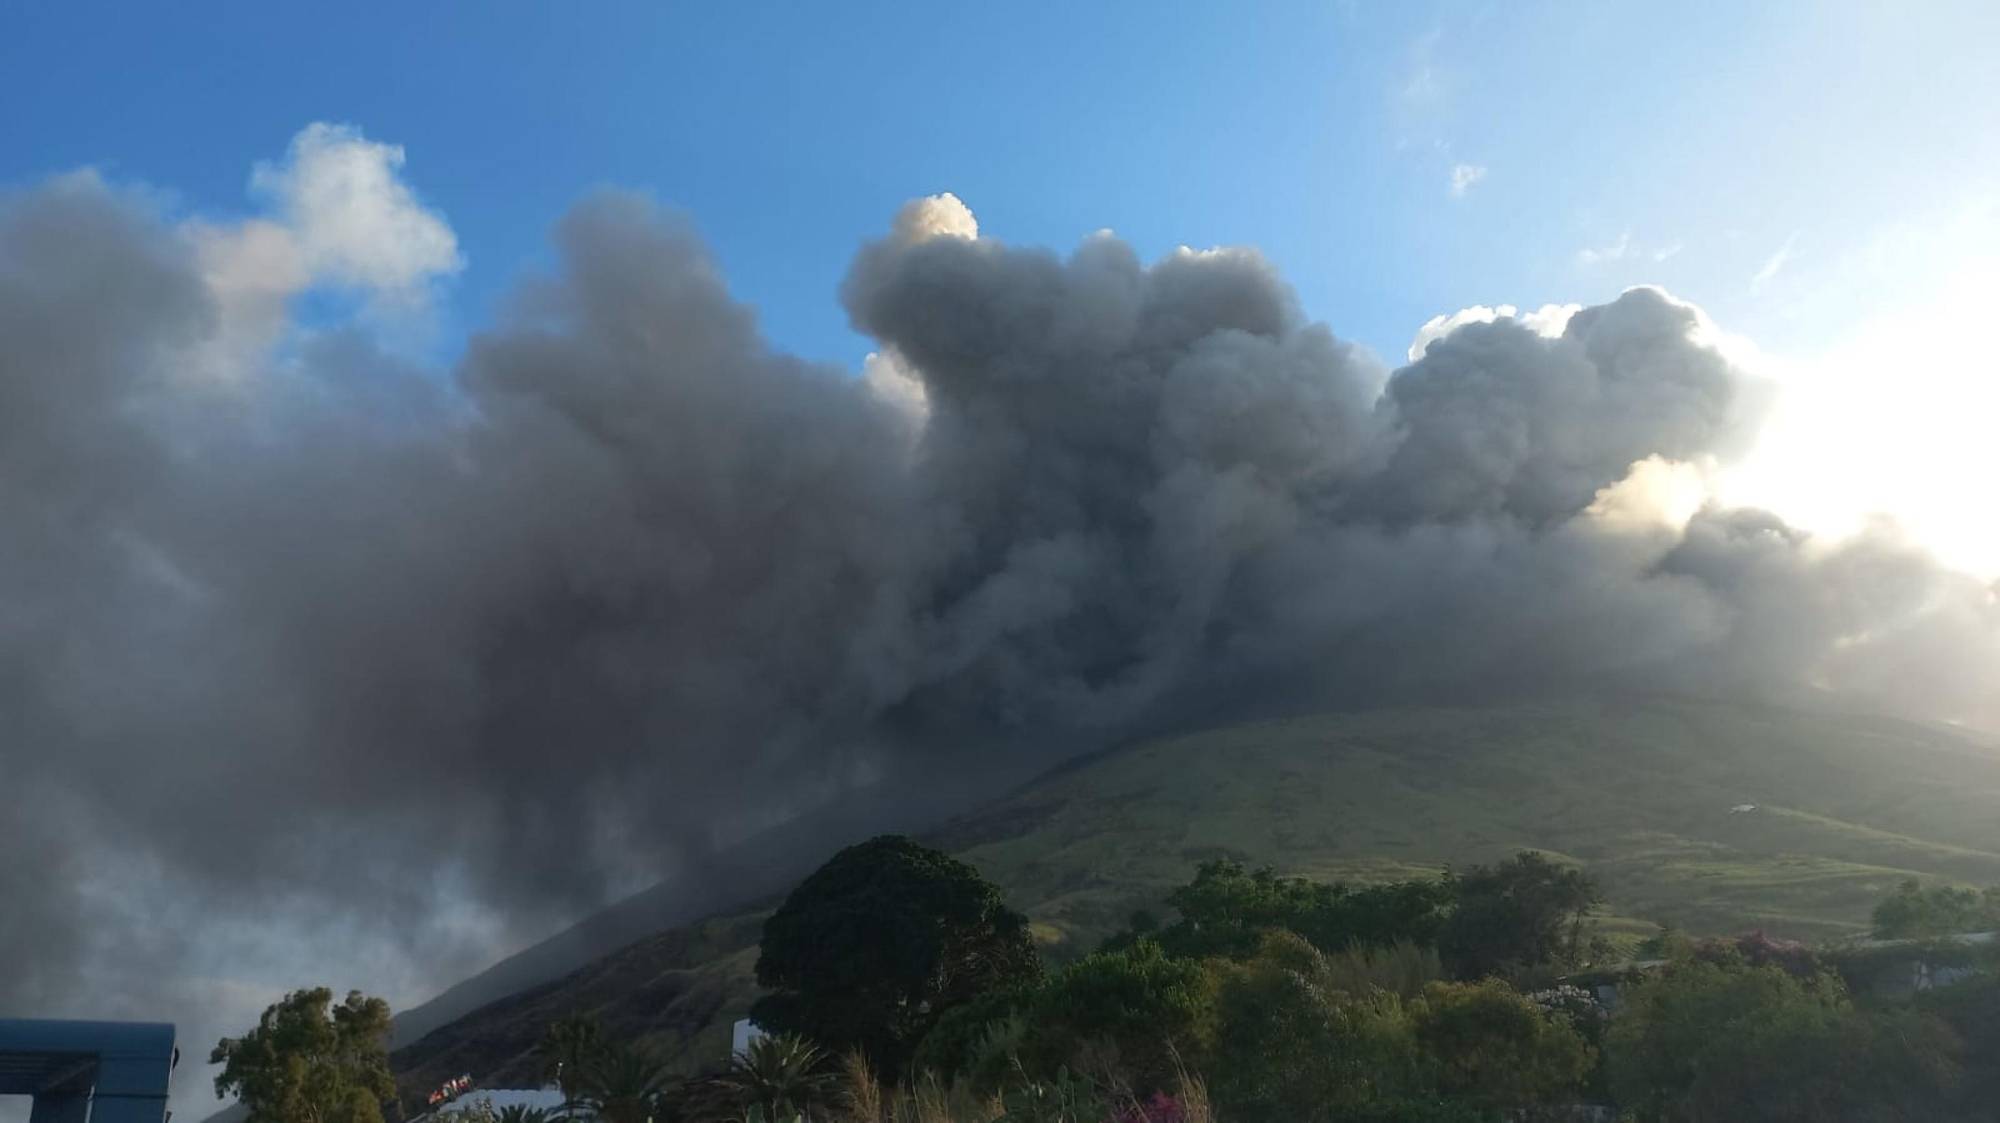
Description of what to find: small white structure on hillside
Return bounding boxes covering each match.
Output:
[732,1017,767,1058]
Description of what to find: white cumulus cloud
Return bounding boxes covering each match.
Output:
[181,123,462,378]
[1407,302,1579,361]
[250,122,462,303]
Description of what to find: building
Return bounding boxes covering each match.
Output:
[0,1020,177,1123]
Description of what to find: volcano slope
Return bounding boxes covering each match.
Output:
[388,695,2000,1099]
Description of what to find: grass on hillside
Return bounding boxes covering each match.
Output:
[392,696,2000,1100]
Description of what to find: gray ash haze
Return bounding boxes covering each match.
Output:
[4,132,1998,1092]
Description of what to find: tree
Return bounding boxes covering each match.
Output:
[1141,860,1454,961]
[537,1013,605,1108]
[1918,974,2000,1114]
[1605,952,1960,1121]
[1407,980,1593,1113]
[1438,853,1601,979]
[728,1033,838,1118]
[751,835,1041,1074]
[210,987,396,1123]
[1204,931,1426,1122]
[917,939,1217,1097]
[655,1073,739,1123]
[1871,879,2000,939]
[911,992,1038,1093]
[1021,938,1216,1094]
[714,1033,838,1120]
[579,1042,675,1123]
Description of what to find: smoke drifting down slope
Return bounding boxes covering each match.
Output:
[2,138,1996,1062]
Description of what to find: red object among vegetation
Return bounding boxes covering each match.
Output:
[426,1074,473,1106]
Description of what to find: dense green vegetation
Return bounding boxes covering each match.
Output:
[1102,859,1457,962]
[1604,953,1959,1121]
[210,987,397,1123]
[730,841,1998,1121]
[227,835,2000,1121]
[743,837,1621,1120]
[1870,879,2000,939]
[384,700,2000,1106]
[750,836,1042,1074]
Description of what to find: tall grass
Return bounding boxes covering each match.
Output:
[835,1058,1003,1123]
[1172,1071,1213,1123]
[839,1050,884,1123]
[1319,939,1443,999]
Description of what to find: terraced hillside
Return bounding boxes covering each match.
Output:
[390,696,2000,1103]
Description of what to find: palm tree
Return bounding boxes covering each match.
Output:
[495,1107,550,1123]
[579,1042,675,1123]
[538,1015,604,1113]
[715,1034,837,1121]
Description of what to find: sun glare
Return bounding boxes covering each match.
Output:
[1721,252,2000,580]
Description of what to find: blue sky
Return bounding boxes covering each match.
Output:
[5,0,1990,363]
[4,0,1999,569]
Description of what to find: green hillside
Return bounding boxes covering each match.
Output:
[390,696,2000,1101]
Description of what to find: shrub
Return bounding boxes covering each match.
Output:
[1318,940,1444,1000]
[1438,853,1601,980]
[1204,933,1425,1122]
[1872,880,2000,939]
[913,990,1037,1091]
[1147,861,1455,961]
[1605,952,1960,1121]
[1021,939,1214,1094]
[1407,980,1593,1112]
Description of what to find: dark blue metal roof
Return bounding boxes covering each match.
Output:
[0,1019,176,1121]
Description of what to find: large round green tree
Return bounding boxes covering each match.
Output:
[210,987,395,1123]
[750,834,1040,1074]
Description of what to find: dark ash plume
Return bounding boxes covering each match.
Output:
[2,173,1994,1093]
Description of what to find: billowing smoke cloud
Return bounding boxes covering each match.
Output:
[3,130,1996,1088]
